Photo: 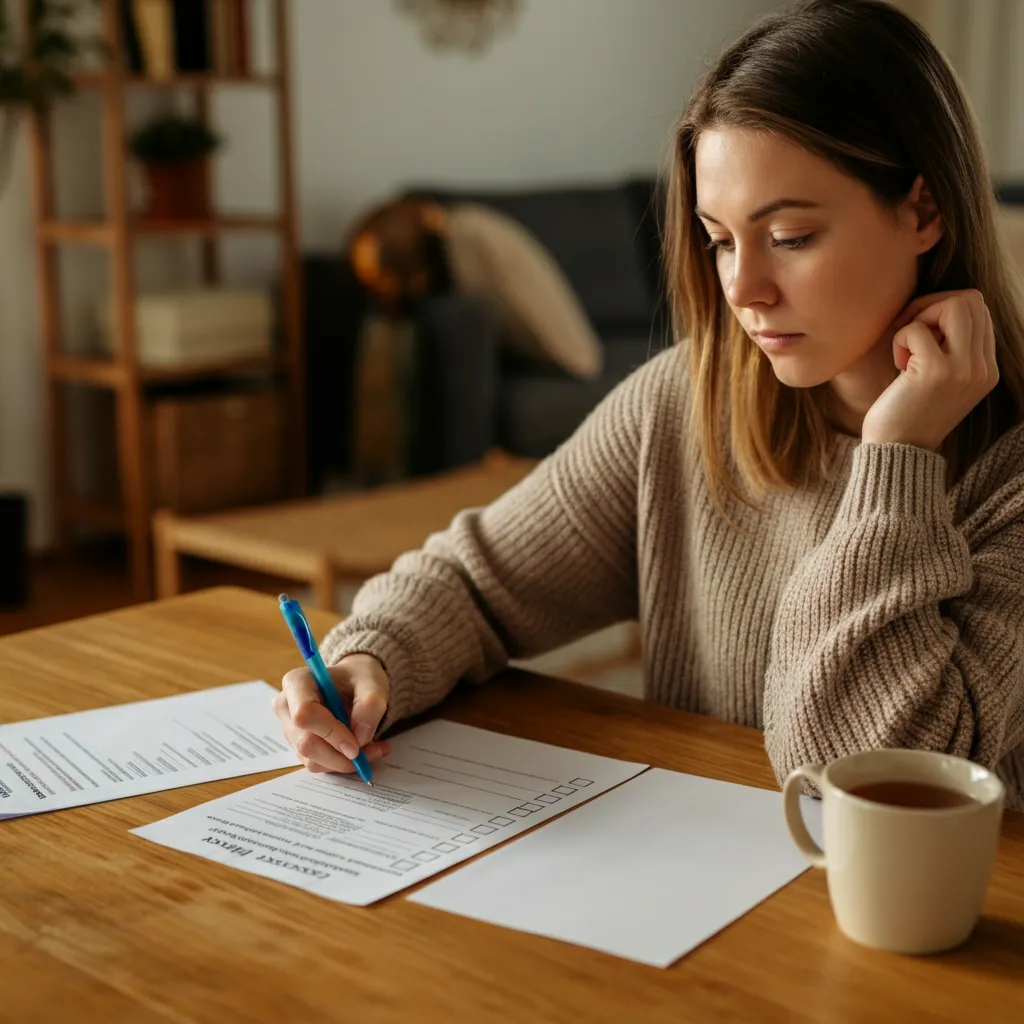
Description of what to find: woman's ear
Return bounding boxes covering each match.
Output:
[904,174,943,255]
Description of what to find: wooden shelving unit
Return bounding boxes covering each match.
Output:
[25,0,305,600]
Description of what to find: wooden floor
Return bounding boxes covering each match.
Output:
[0,539,293,639]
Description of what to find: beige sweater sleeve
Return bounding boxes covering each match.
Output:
[319,357,657,731]
[764,442,1024,783]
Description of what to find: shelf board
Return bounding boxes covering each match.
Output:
[50,354,282,388]
[135,215,284,236]
[139,356,281,384]
[50,356,122,386]
[74,71,280,90]
[40,216,284,244]
[40,220,115,245]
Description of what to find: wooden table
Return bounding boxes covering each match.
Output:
[152,451,535,610]
[2,588,1023,1024]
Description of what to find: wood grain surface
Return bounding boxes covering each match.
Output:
[1,587,1022,1024]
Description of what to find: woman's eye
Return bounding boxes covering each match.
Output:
[704,234,813,253]
[773,234,813,250]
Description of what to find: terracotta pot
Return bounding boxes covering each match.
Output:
[139,158,211,220]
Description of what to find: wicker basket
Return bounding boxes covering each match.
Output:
[147,389,287,514]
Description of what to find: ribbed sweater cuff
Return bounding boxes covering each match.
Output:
[836,444,950,522]
[319,628,419,737]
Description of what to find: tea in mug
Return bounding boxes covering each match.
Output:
[846,780,977,809]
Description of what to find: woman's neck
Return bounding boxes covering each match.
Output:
[826,335,899,437]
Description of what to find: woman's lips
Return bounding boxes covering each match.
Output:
[754,332,804,353]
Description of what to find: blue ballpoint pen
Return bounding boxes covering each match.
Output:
[278,593,374,786]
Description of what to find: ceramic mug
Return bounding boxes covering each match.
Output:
[783,748,1004,954]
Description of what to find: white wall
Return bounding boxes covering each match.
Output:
[289,0,775,249]
[893,0,1024,178]
[0,0,776,550]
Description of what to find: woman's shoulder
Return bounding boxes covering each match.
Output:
[607,341,690,413]
[550,341,690,471]
[580,341,691,444]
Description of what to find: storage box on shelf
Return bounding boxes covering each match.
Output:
[95,288,273,367]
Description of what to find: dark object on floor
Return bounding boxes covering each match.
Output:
[0,493,28,608]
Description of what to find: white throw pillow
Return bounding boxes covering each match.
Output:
[445,204,603,380]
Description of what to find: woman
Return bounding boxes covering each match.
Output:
[274,0,1024,809]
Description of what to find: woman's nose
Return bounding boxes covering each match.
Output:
[723,246,778,309]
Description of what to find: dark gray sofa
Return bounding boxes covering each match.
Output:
[404,178,670,472]
[300,177,670,488]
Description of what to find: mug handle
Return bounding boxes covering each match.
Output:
[782,763,826,868]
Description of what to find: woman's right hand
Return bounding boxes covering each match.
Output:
[273,653,391,774]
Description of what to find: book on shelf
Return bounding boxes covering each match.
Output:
[208,0,232,74]
[119,0,261,78]
[120,0,145,72]
[208,0,252,75]
[234,0,251,76]
[174,0,211,71]
[132,0,174,80]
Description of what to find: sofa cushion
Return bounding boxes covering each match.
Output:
[446,204,604,380]
[498,334,669,458]
[407,184,655,332]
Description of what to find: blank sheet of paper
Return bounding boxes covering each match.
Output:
[132,720,648,905]
[0,681,299,819]
[411,767,823,967]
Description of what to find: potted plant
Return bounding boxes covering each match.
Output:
[129,114,222,220]
[0,0,104,199]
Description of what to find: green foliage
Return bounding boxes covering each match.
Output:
[0,0,106,109]
[129,114,221,163]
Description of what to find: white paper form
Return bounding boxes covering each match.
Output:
[411,768,824,967]
[0,681,299,819]
[132,719,648,905]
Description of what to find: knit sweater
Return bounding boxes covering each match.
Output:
[321,345,1024,810]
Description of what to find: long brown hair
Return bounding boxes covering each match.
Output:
[664,0,1024,510]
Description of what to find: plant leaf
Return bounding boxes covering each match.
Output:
[1,0,109,108]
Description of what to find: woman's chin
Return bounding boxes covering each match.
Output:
[766,354,833,389]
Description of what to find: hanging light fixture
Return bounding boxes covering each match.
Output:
[395,0,522,54]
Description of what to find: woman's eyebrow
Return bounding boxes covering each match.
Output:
[694,198,822,224]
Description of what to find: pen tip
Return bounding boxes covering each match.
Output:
[279,593,289,603]
[367,781,373,787]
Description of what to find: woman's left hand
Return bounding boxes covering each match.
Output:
[861,289,999,450]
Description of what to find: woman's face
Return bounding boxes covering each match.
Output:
[694,127,939,392]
